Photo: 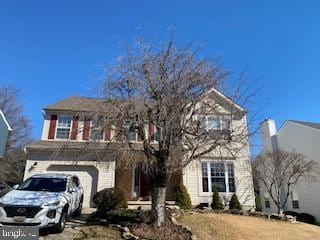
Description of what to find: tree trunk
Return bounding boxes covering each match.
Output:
[151,185,167,226]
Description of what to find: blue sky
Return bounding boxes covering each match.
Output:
[1,1,320,150]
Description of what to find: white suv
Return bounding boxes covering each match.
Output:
[0,173,84,233]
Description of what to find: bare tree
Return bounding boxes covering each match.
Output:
[86,33,257,226]
[253,150,318,215]
[0,85,32,183]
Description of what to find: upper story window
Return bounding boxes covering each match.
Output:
[200,116,230,131]
[90,117,104,140]
[291,191,299,209]
[56,116,72,139]
[123,121,137,141]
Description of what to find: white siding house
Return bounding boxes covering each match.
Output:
[0,110,12,157]
[24,91,255,209]
[260,119,320,221]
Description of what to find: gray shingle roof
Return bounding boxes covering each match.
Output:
[289,120,320,130]
[44,97,112,112]
[26,140,145,151]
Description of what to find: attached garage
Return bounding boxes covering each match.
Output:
[46,165,99,208]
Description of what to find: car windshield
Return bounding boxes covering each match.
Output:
[17,178,67,192]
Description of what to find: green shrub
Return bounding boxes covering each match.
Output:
[93,187,127,213]
[211,188,224,210]
[229,194,242,210]
[174,184,192,209]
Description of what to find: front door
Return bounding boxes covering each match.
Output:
[133,164,151,200]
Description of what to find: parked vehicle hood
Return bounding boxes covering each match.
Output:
[0,190,64,206]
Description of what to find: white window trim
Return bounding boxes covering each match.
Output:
[55,115,72,140]
[198,161,236,196]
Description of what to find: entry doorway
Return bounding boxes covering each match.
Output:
[133,163,151,200]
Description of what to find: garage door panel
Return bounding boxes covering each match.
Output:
[46,165,98,208]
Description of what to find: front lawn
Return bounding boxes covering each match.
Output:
[177,213,320,240]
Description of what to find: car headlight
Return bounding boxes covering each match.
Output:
[44,200,60,207]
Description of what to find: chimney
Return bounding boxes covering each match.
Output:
[260,118,277,152]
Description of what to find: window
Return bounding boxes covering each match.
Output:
[72,176,80,187]
[56,116,72,139]
[201,162,235,193]
[90,117,104,140]
[227,163,236,192]
[123,121,137,141]
[291,191,299,209]
[292,200,299,209]
[207,117,220,130]
[202,163,209,192]
[154,127,160,142]
[265,198,270,208]
[210,163,226,192]
[200,116,230,132]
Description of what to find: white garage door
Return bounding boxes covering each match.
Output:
[46,165,98,208]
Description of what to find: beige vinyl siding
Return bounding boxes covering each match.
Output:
[183,114,255,210]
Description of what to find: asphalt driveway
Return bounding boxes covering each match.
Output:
[40,208,121,240]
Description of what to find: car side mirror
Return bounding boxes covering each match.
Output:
[68,188,76,193]
[12,184,19,190]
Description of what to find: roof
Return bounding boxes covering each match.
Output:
[25,140,145,151]
[288,120,320,130]
[43,88,246,113]
[44,96,112,112]
[207,88,246,112]
[30,173,72,179]
[0,110,12,131]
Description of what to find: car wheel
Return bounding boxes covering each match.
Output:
[53,210,67,233]
[74,197,83,217]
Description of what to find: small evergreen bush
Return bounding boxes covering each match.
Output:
[229,194,242,210]
[211,188,224,210]
[297,213,316,224]
[174,184,192,209]
[93,187,127,213]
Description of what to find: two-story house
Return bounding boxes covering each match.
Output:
[0,110,12,157]
[260,119,320,222]
[24,90,255,209]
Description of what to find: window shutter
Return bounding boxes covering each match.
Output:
[70,116,79,140]
[83,117,90,140]
[48,114,57,139]
[105,126,111,141]
[149,124,154,142]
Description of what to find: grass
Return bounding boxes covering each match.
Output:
[177,213,320,240]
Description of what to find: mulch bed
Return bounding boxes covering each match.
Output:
[131,220,192,240]
[88,209,193,240]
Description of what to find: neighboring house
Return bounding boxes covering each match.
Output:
[24,91,255,209]
[260,119,320,221]
[0,110,12,157]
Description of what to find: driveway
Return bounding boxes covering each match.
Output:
[40,208,121,240]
